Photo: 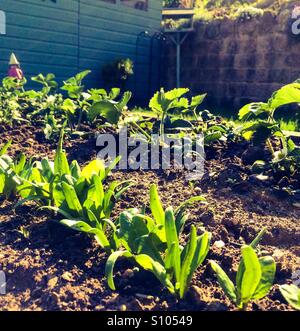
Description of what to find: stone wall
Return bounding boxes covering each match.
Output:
[163,3,300,111]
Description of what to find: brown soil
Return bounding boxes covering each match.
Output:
[0,125,299,311]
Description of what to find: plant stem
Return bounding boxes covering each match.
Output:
[160,113,166,143]
[131,121,151,142]
[266,138,275,158]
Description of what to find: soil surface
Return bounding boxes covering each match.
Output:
[0,125,299,311]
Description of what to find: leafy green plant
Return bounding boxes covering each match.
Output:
[49,168,131,253]
[0,141,32,199]
[149,88,207,142]
[279,284,300,310]
[105,184,209,298]
[31,73,58,96]
[210,229,276,310]
[238,82,300,178]
[0,77,29,125]
[11,131,131,252]
[87,90,132,125]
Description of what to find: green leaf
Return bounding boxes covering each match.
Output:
[165,207,181,283]
[269,83,300,110]
[210,260,237,303]
[70,160,81,179]
[62,99,77,114]
[252,256,276,300]
[75,70,91,83]
[81,160,105,182]
[88,101,120,124]
[105,250,132,290]
[191,94,206,108]
[116,91,132,112]
[165,88,189,100]
[180,231,210,299]
[238,102,269,120]
[179,225,197,298]
[175,196,206,216]
[54,130,70,177]
[279,284,300,310]
[204,131,223,145]
[0,140,12,156]
[61,182,83,216]
[149,184,165,226]
[134,254,175,294]
[195,232,210,266]
[239,246,262,307]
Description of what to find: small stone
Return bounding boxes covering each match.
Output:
[293,203,300,208]
[61,272,75,282]
[123,269,134,279]
[213,240,225,249]
[194,187,201,193]
[119,304,127,311]
[272,249,284,259]
[47,276,58,289]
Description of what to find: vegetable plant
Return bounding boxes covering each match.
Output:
[210,229,276,310]
[238,82,300,170]
[105,184,209,298]
[0,77,28,125]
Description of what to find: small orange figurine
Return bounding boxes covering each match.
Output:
[8,53,24,80]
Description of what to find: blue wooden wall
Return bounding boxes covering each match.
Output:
[0,0,162,100]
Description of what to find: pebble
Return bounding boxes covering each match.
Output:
[61,272,75,282]
[213,240,225,249]
[123,269,134,279]
[47,276,58,289]
[119,304,127,311]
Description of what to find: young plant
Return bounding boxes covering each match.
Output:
[279,284,300,310]
[49,167,131,253]
[0,141,32,199]
[0,77,28,125]
[210,229,276,310]
[31,73,58,96]
[87,90,132,125]
[61,70,92,128]
[149,88,189,140]
[105,184,209,298]
[238,82,300,165]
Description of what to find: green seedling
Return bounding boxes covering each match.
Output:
[210,229,276,310]
[105,184,209,298]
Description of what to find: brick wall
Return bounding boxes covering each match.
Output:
[163,4,300,111]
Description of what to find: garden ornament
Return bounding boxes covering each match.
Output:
[8,53,24,80]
